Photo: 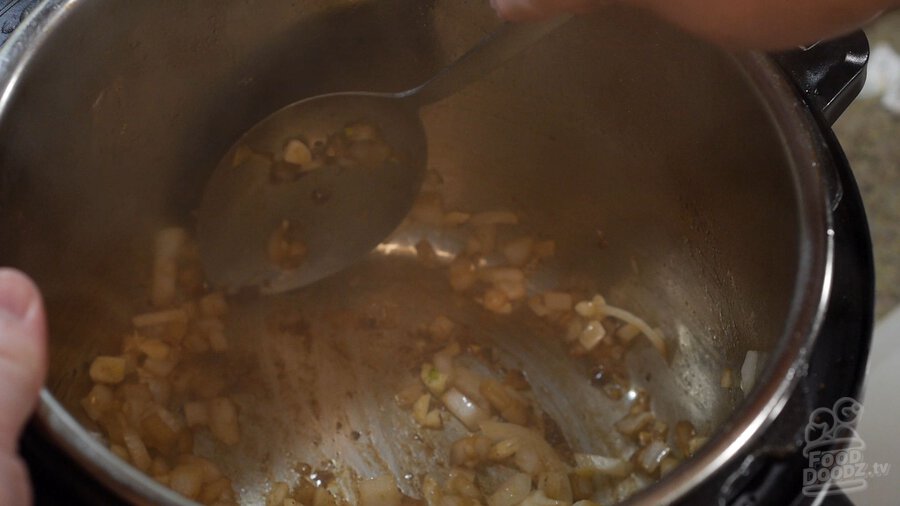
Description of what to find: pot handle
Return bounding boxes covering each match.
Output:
[773,32,869,126]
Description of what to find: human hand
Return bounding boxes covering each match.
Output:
[0,269,47,506]
[491,0,894,49]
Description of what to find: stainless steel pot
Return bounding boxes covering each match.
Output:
[0,0,871,504]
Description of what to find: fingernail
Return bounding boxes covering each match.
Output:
[0,269,40,323]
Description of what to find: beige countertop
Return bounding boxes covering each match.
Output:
[833,11,900,319]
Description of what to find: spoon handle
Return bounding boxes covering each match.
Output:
[403,14,573,108]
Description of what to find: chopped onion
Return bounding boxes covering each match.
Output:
[564,318,584,343]
[489,438,520,461]
[154,406,183,433]
[502,236,534,266]
[345,122,380,142]
[177,454,222,483]
[615,411,655,437]
[487,473,531,506]
[132,308,189,329]
[515,444,544,475]
[442,388,491,430]
[482,288,513,315]
[432,342,459,375]
[480,267,525,285]
[740,350,759,394]
[421,476,441,504]
[143,356,179,378]
[574,453,633,478]
[445,468,480,498]
[81,384,115,421]
[283,139,313,166]
[453,366,489,409]
[601,306,666,355]
[443,211,471,226]
[616,323,641,344]
[169,464,204,500]
[614,476,640,502]
[537,471,572,502]
[636,440,670,474]
[480,421,565,472]
[576,297,667,357]
[138,339,170,360]
[123,426,152,472]
[520,490,567,506]
[578,320,607,351]
[687,436,709,457]
[674,420,697,457]
[574,301,595,317]
[421,363,450,395]
[660,456,680,476]
[481,269,528,302]
[89,356,126,384]
[199,477,233,504]
[394,382,425,408]
[268,219,308,270]
[232,145,254,167]
[413,393,442,429]
[569,470,595,500]
[450,435,492,468]
[480,379,529,425]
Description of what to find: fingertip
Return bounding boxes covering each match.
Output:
[0,267,48,396]
[0,268,47,347]
[0,269,47,454]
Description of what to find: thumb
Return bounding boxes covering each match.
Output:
[0,268,46,506]
[0,268,47,449]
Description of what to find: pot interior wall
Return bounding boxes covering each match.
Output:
[0,0,800,502]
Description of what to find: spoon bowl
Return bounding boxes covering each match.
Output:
[197,93,427,293]
[197,16,571,294]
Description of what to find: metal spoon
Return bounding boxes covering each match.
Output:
[197,15,571,294]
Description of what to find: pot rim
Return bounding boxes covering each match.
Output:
[0,2,834,504]
[623,51,835,504]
